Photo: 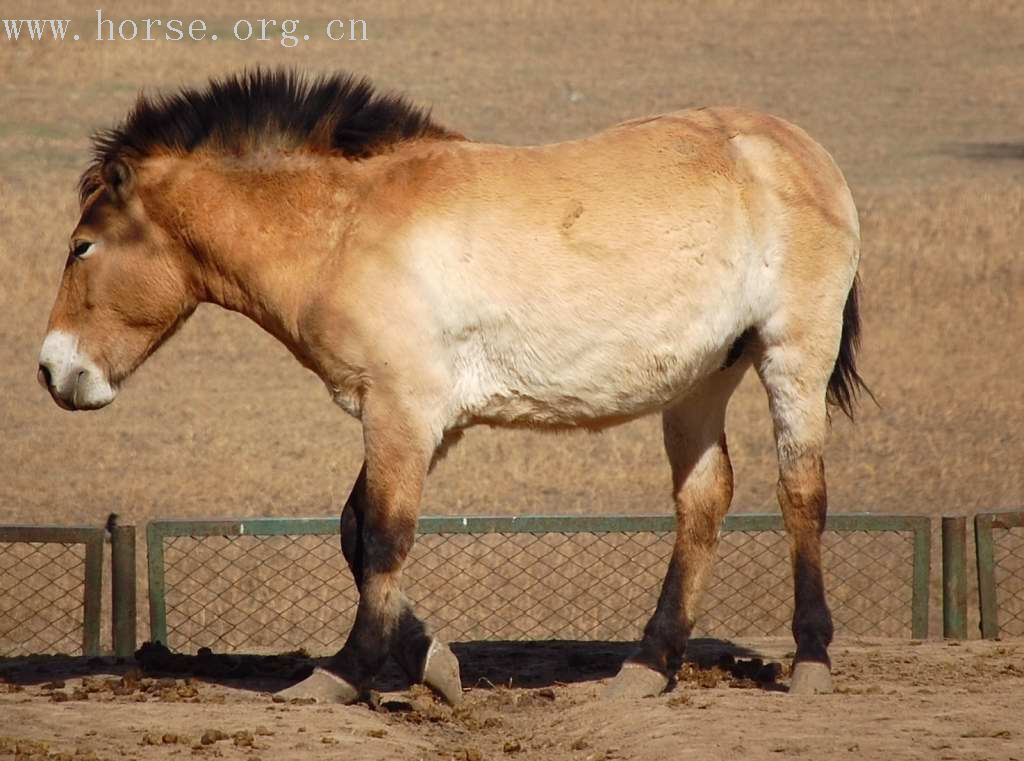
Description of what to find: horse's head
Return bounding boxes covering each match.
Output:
[38,158,198,410]
[39,69,459,411]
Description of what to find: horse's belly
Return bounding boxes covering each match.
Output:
[451,313,734,429]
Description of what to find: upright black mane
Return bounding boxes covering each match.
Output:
[80,68,458,201]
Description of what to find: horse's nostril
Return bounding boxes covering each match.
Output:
[38,364,53,389]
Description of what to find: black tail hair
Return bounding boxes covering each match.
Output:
[827,275,876,419]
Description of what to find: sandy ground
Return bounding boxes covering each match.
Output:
[2,638,1023,761]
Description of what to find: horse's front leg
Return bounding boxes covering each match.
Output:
[279,405,460,703]
[338,462,461,702]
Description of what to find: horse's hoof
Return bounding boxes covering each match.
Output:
[789,661,833,695]
[604,663,669,699]
[422,639,463,706]
[276,667,360,704]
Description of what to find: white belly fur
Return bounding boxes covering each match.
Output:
[449,311,743,429]
[406,219,770,431]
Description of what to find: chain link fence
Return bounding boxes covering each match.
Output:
[0,526,104,656]
[148,514,930,654]
[976,510,1024,638]
[15,511,1024,657]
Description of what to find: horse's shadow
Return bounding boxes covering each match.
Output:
[0,638,772,695]
[451,638,767,691]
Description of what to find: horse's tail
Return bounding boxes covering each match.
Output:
[826,274,875,419]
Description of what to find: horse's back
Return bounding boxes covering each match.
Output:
[411,105,858,290]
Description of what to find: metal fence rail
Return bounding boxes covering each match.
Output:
[0,525,104,657]
[147,513,930,653]
[975,509,1024,638]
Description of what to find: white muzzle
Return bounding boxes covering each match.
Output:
[38,331,117,411]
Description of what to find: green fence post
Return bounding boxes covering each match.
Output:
[111,525,137,658]
[974,514,999,639]
[941,516,968,639]
[81,531,103,657]
[910,517,932,639]
[146,523,169,646]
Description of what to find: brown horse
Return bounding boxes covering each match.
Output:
[39,69,867,703]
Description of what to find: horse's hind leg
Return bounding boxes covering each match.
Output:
[758,335,840,694]
[606,363,746,698]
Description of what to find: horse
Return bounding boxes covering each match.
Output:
[38,68,867,704]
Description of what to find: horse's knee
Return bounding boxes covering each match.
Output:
[778,455,827,534]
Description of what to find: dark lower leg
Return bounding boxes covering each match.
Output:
[277,514,409,705]
[779,455,834,667]
[280,408,462,703]
[630,521,722,675]
[614,434,733,691]
[337,510,461,701]
[339,473,454,691]
[330,570,406,685]
[791,551,833,665]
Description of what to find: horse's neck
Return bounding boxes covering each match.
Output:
[149,146,435,369]
[158,158,346,355]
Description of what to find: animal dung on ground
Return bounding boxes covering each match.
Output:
[676,656,782,689]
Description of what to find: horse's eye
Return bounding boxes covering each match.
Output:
[71,240,95,259]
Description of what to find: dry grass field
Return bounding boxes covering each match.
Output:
[1,1,1023,757]
[2,1,1021,524]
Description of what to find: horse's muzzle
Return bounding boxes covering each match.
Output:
[38,331,116,411]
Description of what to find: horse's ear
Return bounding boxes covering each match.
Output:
[101,159,135,204]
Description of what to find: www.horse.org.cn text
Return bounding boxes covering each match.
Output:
[1,13,369,46]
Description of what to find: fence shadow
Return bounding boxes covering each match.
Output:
[0,637,771,695]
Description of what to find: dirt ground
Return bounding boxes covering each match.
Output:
[2,638,1023,761]
[2,1,1024,758]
